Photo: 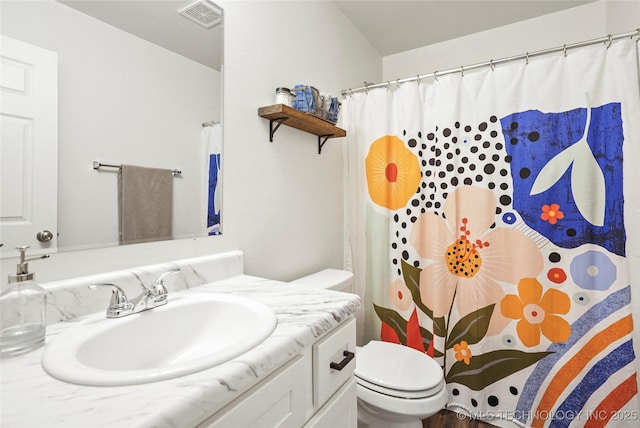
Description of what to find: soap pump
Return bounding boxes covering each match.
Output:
[0,246,49,357]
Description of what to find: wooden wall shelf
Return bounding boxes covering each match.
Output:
[258,104,346,154]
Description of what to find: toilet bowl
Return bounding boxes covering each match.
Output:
[292,270,448,428]
[355,340,447,428]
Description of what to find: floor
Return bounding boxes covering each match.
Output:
[423,410,499,428]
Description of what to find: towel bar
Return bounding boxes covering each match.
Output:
[93,161,182,176]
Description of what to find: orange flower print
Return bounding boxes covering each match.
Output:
[501,278,571,347]
[365,135,421,210]
[454,341,472,365]
[541,204,564,225]
[409,186,544,334]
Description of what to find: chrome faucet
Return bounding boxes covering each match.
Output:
[90,269,180,318]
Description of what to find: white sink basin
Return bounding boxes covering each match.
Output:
[41,293,278,386]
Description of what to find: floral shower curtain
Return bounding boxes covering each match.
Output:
[343,38,640,427]
[203,122,222,235]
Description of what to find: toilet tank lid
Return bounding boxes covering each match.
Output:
[291,268,353,290]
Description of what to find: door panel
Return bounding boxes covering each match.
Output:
[0,35,58,258]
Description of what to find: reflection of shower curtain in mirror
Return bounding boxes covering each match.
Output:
[343,39,640,427]
[203,123,221,235]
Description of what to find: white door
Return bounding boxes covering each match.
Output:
[0,35,58,258]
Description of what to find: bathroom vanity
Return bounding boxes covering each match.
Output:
[0,251,360,427]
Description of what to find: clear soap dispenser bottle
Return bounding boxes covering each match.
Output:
[0,246,48,357]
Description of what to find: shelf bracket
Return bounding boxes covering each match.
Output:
[268,117,288,142]
[318,134,334,154]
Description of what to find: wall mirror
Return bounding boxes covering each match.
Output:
[0,0,223,258]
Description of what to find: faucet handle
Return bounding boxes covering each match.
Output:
[150,269,180,301]
[89,283,133,318]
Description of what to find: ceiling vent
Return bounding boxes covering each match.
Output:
[179,0,223,29]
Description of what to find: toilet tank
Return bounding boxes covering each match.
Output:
[291,269,354,293]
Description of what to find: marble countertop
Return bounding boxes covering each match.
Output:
[0,275,360,428]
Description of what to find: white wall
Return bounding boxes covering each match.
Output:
[0,0,381,283]
[217,0,380,280]
[1,0,220,252]
[606,0,640,33]
[382,0,639,82]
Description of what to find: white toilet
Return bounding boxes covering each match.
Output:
[292,270,448,428]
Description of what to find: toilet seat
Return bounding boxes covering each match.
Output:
[355,375,441,399]
[357,381,448,420]
[355,340,444,397]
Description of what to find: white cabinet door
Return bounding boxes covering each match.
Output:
[1,35,58,258]
[313,318,356,409]
[199,353,312,428]
[304,379,357,428]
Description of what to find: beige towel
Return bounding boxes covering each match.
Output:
[118,164,173,245]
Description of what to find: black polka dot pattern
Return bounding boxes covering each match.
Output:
[391,116,514,273]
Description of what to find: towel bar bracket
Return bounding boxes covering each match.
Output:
[93,161,120,171]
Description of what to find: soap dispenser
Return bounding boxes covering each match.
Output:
[0,246,48,357]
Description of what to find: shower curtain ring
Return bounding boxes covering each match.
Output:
[416,75,421,85]
[433,71,438,82]
[606,34,613,48]
[525,52,530,65]
[563,44,567,57]
[386,81,391,90]
[490,59,495,71]
[460,65,464,77]
[396,78,400,88]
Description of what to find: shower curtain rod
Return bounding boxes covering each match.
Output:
[341,28,640,97]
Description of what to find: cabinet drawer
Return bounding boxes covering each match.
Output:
[200,353,311,428]
[313,318,356,409]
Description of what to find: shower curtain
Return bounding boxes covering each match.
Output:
[203,123,222,235]
[344,38,640,427]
